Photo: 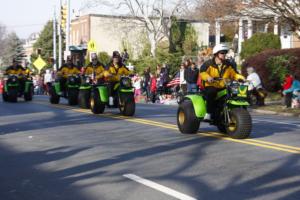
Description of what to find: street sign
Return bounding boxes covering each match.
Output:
[33,55,47,72]
[88,40,97,52]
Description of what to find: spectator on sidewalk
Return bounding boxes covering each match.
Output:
[133,73,142,102]
[247,66,266,106]
[185,62,199,93]
[150,73,157,103]
[283,75,300,108]
[282,74,293,91]
[143,67,151,101]
[44,69,53,95]
[179,63,187,94]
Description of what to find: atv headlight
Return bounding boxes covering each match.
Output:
[231,87,239,95]
[86,77,91,83]
[12,77,17,82]
[121,78,131,87]
[70,77,75,82]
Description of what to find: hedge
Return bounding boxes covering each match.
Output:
[240,33,281,60]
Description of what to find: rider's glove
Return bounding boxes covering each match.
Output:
[207,76,214,83]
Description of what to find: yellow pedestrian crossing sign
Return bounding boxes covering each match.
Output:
[33,55,47,72]
[88,40,97,52]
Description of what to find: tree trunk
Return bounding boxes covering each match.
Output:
[148,32,156,57]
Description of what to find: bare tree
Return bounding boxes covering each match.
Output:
[194,0,244,22]
[246,0,300,38]
[86,0,191,57]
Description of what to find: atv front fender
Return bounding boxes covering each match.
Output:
[97,86,109,103]
[24,81,33,93]
[184,95,206,118]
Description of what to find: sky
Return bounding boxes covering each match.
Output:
[0,0,116,39]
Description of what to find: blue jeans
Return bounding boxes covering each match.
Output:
[187,83,198,93]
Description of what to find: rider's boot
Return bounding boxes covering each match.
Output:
[203,113,211,122]
[109,96,114,106]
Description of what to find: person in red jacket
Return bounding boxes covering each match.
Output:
[150,73,157,103]
[283,74,293,91]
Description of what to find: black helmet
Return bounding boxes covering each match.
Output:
[112,51,121,58]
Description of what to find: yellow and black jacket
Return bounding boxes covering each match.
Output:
[24,67,32,77]
[105,63,130,82]
[200,59,244,89]
[84,62,105,80]
[5,65,25,76]
[57,64,81,78]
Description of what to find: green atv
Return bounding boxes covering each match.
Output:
[49,74,80,105]
[177,78,252,139]
[2,75,34,103]
[89,76,135,116]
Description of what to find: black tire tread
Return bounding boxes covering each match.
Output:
[177,100,200,134]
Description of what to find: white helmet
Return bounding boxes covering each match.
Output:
[213,44,229,55]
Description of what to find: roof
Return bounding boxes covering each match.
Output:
[72,13,208,24]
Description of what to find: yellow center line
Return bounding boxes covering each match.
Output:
[33,101,300,154]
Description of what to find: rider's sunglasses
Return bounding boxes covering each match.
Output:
[219,51,227,55]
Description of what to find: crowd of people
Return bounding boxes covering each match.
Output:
[134,45,242,106]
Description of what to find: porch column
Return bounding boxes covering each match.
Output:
[274,16,279,35]
[247,18,253,39]
[238,18,244,54]
[264,23,269,33]
[215,20,221,45]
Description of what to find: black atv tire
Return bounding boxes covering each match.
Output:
[226,108,252,139]
[119,93,135,116]
[2,91,9,102]
[177,100,200,134]
[24,86,34,101]
[49,86,60,104]
[78,89,91,109]
[8,88,18,103]
[68,88,79,106]
[249,94,257,106]
[90,90,105,114]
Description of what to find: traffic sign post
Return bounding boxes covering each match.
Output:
[88,40,97,52]
[33,55,47,73]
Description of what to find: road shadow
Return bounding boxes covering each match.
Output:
[0,144,105,200]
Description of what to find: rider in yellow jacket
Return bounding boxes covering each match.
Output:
[200,44,245,120]
[57,56,81,94]
[105,51,130,82]
[5,58,27,92]
[104,51,131,105]
[83,54,105,83]
[5,59,26,76]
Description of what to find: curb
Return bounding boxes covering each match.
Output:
[250,108,300,118]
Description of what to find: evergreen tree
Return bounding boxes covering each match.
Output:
[31,21,64,65]
[2,32,25,66]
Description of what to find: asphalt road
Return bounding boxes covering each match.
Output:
[0,96,299,200]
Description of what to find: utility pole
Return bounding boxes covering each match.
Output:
[58,0,62,68]
[53,7,57,71]
[66,0,70,55]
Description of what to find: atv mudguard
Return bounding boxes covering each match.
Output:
[184,95,207,118]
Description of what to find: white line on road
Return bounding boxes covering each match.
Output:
[123,174,197,200]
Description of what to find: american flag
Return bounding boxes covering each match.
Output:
[167,73,180,87]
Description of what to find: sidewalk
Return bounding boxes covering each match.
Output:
[251,104,300,117]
